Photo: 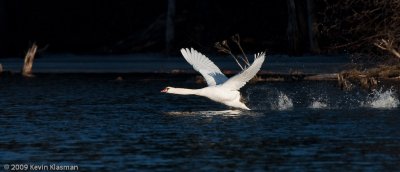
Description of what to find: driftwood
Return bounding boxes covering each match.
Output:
[304,73,337,80]
[359,76,378,89]
[22,43,37,77]
[337,73,353,91]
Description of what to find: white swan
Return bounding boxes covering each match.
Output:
[161,48,265,110]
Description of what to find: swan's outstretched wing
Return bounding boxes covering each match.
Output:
[180,48,228,86]
[221,52,265,91]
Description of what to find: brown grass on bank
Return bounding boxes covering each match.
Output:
[339,64,400,90]
[343,65,400,79]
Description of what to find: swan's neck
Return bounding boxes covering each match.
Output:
[168,88,200,95]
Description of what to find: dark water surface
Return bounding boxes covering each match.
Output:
[1,74,400,171]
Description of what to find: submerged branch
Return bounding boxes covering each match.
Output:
[215,34,253,70]
[215,41,245,70]
[229,53,244,70]
[232,34,250,66]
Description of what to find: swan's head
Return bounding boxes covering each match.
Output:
[161,87,172,93]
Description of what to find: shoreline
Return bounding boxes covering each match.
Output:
[0,53,349,74]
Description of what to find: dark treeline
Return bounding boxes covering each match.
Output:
[0,0,368,57]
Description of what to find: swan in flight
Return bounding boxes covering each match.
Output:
[161,48,265,110]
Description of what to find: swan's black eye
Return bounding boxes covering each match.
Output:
[161,87,169,92]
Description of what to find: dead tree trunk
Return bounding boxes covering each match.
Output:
[287,0,300,55]
[306,0,320,53]
[0,0,6,57]
[22,43,37,77]
[165,0,175,54]
[287,0,318,55]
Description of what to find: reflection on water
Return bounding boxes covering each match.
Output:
[166,110,243,116]
[0,75,400,171]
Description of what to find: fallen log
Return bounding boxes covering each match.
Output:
[304,73,338,81]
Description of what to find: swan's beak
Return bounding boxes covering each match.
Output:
[161,88,168,93]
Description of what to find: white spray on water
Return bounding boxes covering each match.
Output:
[309,99,328,109]
[362,88,399,109]
[272,92,293,110]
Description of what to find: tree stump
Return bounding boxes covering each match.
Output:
[22,43,37,77]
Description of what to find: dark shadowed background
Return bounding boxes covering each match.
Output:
[0,0,325,57]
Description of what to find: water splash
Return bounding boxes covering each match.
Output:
[272,92,293,110]
[309,100,328,109]
[362,88,399,109]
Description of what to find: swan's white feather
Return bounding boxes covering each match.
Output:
[180,48,228,86]
[166,48,266,110]
[221,52,265,91]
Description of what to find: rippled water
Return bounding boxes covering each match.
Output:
[1,74,400,171]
